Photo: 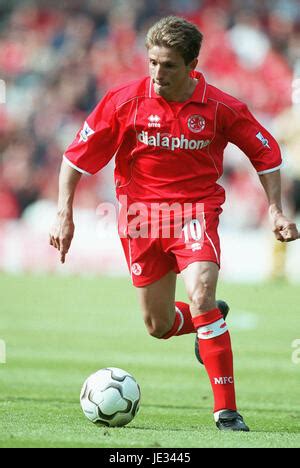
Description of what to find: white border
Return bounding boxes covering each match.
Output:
[63,155,92,176]
[257,164,282,175]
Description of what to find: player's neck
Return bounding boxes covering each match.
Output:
[164,78,198,103]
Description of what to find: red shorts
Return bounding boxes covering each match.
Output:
[120,203,222,287]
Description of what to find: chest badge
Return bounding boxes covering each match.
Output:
[188,115,205,133]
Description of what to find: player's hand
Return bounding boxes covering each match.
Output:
[271,212,299,242]
[49,215,75,263]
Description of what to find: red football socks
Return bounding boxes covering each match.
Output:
[162,302,195,339]
[192,308,237,413]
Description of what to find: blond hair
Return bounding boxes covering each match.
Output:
[145,16,203,65]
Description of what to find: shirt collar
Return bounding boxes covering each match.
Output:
[190,71,208,104]
[148,71,208,104]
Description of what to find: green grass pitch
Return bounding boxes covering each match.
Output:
[0,273,299,448]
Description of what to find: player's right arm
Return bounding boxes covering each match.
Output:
[50,90,121,263]
[49,159,82,263]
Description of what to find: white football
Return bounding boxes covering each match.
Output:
[80,367,141,427]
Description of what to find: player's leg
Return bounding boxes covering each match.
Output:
[137,270,177,338]
[120,235,196,340]
[181,260,219,314]
[195,300,230,364]
[137,270,195,339]
[181,261,249,431]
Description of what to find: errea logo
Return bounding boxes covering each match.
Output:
[148,115,161,128]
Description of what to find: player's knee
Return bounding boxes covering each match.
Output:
[189,284,215,312]
[144,316,172,339]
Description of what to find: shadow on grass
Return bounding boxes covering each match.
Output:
[1,398,300,435]
[0,397,204,411]
[2,398,300,414]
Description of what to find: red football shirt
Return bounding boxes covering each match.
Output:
[64,71,282,205]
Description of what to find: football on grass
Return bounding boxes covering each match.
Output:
[80,367,141,427]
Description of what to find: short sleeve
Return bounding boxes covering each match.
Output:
[64,92,121,175]
[222,101,282,175]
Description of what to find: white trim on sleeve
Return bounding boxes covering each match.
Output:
[257,164,282,175]
[63,155,92,176]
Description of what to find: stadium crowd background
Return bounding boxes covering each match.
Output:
[0,0,299,279]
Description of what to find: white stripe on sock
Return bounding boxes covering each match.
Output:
[197,318,228,340]
[175,306,185,334]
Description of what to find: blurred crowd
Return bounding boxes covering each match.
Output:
[0,0,300,229]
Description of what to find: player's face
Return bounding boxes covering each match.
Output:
[148,46,197,101]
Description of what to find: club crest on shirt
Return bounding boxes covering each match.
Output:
[188,115,206,133]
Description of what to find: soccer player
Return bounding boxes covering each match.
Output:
[49,17,299,431]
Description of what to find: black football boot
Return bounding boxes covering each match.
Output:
[216,410,250,432]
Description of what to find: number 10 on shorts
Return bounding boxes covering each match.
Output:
[182,219,204,251]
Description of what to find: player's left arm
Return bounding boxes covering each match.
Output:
[259,169,299,242]
[222,99,299,242]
